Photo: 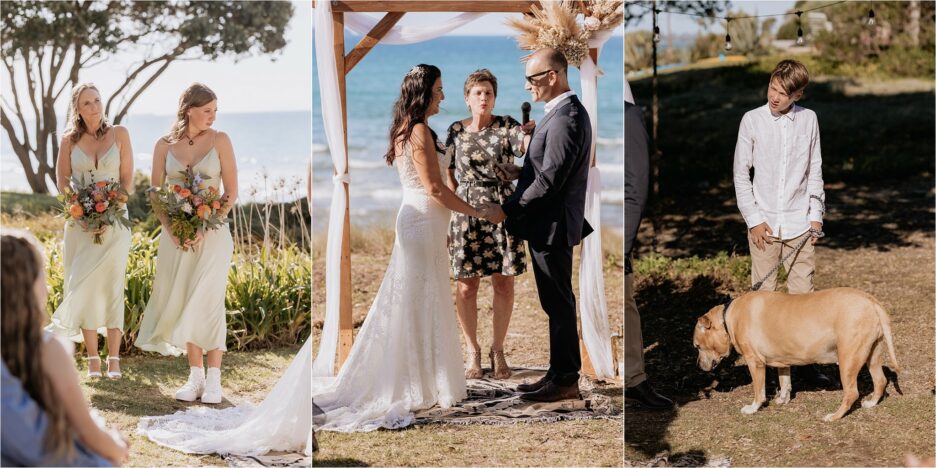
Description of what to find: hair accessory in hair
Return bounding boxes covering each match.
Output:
[406,65,426,79]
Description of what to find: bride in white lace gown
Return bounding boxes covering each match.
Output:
[312,64,493,432]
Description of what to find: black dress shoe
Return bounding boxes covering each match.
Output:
[624,381,674,409]
[516,373,551,393]
[519,381,581,402]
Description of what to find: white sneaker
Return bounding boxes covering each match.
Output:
[201,367,222,404]
[174,367,205,402]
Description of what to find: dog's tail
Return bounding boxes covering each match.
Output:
[873,300,901,374]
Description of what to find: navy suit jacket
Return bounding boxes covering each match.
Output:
[503,94,593,247]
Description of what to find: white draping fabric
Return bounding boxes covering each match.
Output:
[313,1,347,377]
[312,6,484,376]
[343,12,485,44]
[577,27,618,379]
[624,77,634,104]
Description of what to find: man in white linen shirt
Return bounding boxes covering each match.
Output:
[733,59,831,386]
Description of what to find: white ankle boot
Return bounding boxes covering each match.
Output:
[201,367,222,404]
[175,366,205,402]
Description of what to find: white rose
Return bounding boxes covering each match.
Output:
[181,203,193,214]
[584,16,601,31]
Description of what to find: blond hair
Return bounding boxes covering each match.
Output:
[770,60,809,94]
[166,83,217,143]
[63,83,110,145]
[1,229,73,461]
[463,69,498,97]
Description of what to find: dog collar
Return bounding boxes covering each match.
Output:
[722,298,734,350]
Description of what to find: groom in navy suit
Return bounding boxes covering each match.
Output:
[486,47,593,402]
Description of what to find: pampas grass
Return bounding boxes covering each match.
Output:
[505,0,589,66]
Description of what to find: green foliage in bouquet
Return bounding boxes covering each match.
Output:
[148,166,228,251]
[59,175,132,244]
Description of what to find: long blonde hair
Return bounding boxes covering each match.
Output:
[0,229,73,460]
[165,83,217,144]
[63,83,110,145]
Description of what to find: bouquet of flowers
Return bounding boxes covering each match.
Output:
[148,165,227,251]
[59,176,132,244]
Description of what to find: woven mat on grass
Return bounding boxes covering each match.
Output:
[222,452,310,467]
[412,367,622,426]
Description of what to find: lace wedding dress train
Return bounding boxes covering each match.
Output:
[136,339,311,456]
[312,145,467,432]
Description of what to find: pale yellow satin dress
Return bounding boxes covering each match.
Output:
[135,148,234,356]
[47,141,132,341]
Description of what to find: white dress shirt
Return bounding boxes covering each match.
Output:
[733,103,825,240]
[544,90,576,115]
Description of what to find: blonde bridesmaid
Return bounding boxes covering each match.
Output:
[135,83,237,404]
[48,83,133,379]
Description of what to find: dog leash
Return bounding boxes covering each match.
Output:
[750,194,826,292]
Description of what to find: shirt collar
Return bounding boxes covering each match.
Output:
[544,90,576,115]
[768,103,797,121]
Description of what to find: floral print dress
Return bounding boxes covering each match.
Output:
[445,115,527,279]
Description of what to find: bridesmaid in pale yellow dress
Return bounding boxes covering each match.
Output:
[48,83,133,379]
[135,83,237,405]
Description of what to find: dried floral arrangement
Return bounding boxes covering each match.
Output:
[506,0,623,67]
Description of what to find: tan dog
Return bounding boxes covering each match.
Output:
[693,287,899,421]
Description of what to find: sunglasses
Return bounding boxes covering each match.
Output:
[524,69,555,84]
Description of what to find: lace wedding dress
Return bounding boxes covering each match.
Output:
[312,144,467,432]
[136,339,311,456]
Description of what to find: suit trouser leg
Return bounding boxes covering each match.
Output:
[528,242,580,385]
[624,273,646,388]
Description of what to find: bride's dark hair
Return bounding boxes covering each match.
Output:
[384,64,442,166]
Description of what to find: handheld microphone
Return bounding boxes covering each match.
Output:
[521,102,531,125]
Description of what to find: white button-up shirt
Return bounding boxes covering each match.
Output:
[544,90,576,115]
[733,103,825,240]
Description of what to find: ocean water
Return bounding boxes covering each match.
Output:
[312,35,624,231]
[0,111,311,203]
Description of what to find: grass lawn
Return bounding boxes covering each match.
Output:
[312,228,625,466]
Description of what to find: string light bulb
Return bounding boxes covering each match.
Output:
[725,17,732,51]
[867,8,876,26]
[653,25,661,43]
[795,11,805,46]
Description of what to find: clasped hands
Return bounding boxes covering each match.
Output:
[474,202,507,224]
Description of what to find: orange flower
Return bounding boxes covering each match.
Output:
[95,181,108,188]
[95,202,107,213]
[107,191,117,200]
[173,185,182,193]
[208,186,218,193]
[92,191,105,202]
[179,188,192,198]
[211,200,221,209]
[69,204,83,219]
[196,204,210,219]
[116,193,129,203]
